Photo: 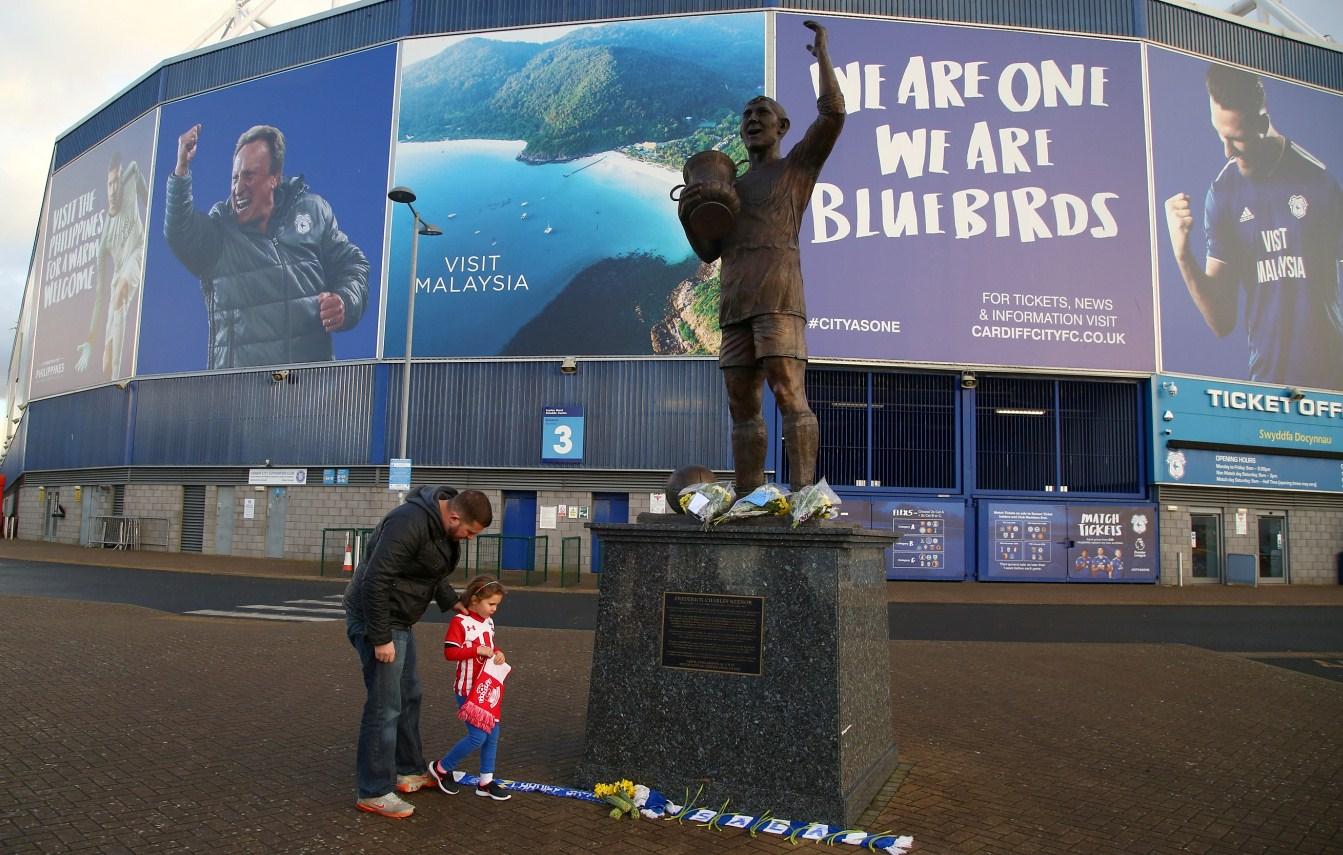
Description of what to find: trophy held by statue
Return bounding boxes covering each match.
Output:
[671,150,741,242]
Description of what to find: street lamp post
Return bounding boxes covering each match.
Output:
[387,186,442,462]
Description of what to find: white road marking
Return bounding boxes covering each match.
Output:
[184,609,336,622]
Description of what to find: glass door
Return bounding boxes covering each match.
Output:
[1257,514,1287,582]
[1190,511,1222,582]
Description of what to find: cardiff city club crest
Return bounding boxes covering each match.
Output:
[1288,194,1308,219]
[1166,449,1187,480]
[1129,513,1148,534]
[294,212,313,234]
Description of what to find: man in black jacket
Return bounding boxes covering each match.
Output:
[165,123,369,369]
[344,485,492,818]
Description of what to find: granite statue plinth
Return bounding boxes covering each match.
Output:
[576,515,898,827]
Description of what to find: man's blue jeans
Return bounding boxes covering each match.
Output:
[348,617,426,798]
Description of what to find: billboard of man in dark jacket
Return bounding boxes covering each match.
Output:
[164,123,369,369]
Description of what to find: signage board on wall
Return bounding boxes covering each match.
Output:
[388,458,411,491]
[980,502,1067,581]
[1163,447,1343,492]
[1153,375,1343,493]
[541,406,585,462]
[1065,504,1156,583]
[872,498,967,580]
[248,468,306,486]
[981,501,1157,582]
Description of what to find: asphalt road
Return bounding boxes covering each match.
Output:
[4,559,1341,655]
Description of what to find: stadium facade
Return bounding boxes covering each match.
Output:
[5,0,1342,585]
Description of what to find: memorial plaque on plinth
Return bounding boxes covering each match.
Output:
[577,515,899,827]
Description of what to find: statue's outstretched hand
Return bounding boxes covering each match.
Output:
[803,20,829,57]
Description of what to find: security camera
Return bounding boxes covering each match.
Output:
[960,372,977,390]
[270,369,290,383]
[560,357,578,375]
[1288,387,1307,402]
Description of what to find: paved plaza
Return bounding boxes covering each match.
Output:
[1,544,1341,854]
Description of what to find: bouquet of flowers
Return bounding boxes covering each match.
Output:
[714,483,790,525]
[594,779,641,820]
[678,482,735,524]
[789,478,842,527]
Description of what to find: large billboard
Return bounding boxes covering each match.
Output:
[778,13,1153,372]
[138,45,396,374]
[385,14,764,358]
[1150,47,1343,393]
[28,112,155,398]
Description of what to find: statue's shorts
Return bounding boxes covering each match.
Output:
[718,313,807,369]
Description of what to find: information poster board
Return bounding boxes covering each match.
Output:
[872,498,967,580]
[979,501,1067,581]
[1065,504,1156,583]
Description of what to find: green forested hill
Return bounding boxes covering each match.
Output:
[398,38,543,141]
[398,18,763,161]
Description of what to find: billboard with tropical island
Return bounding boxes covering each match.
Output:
[385,13,765,358]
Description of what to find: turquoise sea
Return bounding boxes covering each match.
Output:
[384,140,693,357]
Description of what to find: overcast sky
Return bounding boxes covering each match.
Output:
[0,0,1338,394]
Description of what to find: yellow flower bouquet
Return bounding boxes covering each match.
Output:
[593,779,640,820]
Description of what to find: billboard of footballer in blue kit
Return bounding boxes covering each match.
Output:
[138,45,396,374]
[1151,46,1343,393]
[775,13,1154,372]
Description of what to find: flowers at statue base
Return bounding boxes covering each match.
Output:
[594,779,641,820]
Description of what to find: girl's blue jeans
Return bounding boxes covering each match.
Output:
[438,693,499,775]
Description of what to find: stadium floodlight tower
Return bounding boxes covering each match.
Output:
[1223,0,1333,41]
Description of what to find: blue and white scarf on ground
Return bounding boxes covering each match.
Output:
[450,773,914,853]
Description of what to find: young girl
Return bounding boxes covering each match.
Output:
[429,576,511,800]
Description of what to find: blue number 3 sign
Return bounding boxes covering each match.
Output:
[541,406,585,462]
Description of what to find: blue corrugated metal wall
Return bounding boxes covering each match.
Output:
[55,360,730,470]
[158,2,402,101]
[777,0,1138,35]
[51,0,1343,171]
[53,74,160,172]
[393,359,731,468]
[1146,0,1343,91]
[410,0,763,35]
[132,364,375,466]
[1,418,28,484]
[24,387,131,471]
